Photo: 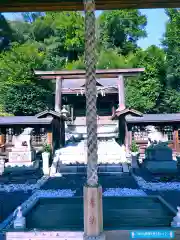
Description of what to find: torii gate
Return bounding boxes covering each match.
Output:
[34,69,144,113]
[1,1,180,240]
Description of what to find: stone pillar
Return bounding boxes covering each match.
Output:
[84,185,105,239]
[55,77,62,113]
[117,75,125,111]
[112,106,115,116]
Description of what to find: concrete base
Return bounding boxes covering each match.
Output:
[9,151,35,163]
[5,159,39,169]
[84,185,105,239]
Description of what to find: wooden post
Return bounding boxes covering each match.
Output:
[0,128,6,153]
[173,126,179,153]
[71,105,74,122]
[117,75,125,111]
[84,185,104,239]
[47,131,53,148]
[60,118,65,147]
[0,129,5,145]
[55,77,62,113]
[128,124,132,151]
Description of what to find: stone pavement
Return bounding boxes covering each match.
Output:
[0,168,179,234]
[0,173,139,228]
[5,229,180,240]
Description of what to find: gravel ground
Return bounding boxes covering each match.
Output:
[42,173,139,196]
[0,166,179,230]
[0,169,43,185]
[134,169,180,211]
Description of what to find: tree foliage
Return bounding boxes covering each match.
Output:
[0,10,180,115]
[0,42,49,88]
[162,9,180,90]
[4,84,53,116]
[0,42,53,115]
[126,46,166,113]
[0,13,14,52]
[97,10,147,55]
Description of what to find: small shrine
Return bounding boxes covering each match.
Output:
[0,110,66,168]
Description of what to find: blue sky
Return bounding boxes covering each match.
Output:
[3,9,168,49]
[138,9,167,49]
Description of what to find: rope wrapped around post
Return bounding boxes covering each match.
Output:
[84,0,98,186]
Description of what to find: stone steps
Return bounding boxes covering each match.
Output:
[58,140,128,165]
[59,164,130,175]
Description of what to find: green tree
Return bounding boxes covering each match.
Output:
[65,49,136,70]
[4,84,53,116]
[158,88,180,113]
[21,12,44,23]
[0,13,14,51]
[0,104,13,116]
[9,12,85,70]
[162,9,180,89]
[158,9,180,113]
[10,20,35,44]
[40,12,85,69]
[0,42,53,115]
[97,49,135,69]
[97,10,147,55]
[0,42,47,86]
[126,46,166,113]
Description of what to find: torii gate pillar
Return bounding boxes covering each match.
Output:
[55,77,62,113]
[117,75,125,111]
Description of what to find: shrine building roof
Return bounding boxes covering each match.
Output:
[35,110,66,120]
[126,113,180,124]
[0,116,53,126]
[1,0,179,12]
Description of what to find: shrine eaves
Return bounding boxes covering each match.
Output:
[1,0,180,12]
